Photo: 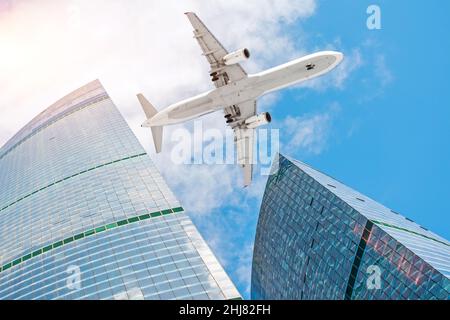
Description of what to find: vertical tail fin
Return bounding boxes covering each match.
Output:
[137,93,163,153]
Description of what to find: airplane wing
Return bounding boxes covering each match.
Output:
[232,100,257,187]
[185,12,256,186]
[185,12,247,88]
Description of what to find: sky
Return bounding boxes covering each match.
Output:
[1,0,450,299]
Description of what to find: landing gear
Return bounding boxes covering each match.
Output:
[224,105,240,125]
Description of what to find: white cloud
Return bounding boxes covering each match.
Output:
[280,103,340,155]
[332,48,363,88]
[374,54,394,87]
[0,0,317,145]
[190,205,259,298]
[234,242,255,297]
[356,42,394,104]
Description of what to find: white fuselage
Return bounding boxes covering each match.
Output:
[143,51,343,127]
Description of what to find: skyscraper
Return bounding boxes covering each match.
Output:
[0,80,240,300]
[252,154,450,300]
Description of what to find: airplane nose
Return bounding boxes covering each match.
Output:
[335,52,344,62]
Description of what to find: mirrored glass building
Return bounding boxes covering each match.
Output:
[0,80,240,300]
[252,154,450,300]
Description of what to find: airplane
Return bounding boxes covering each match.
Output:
[137,12,344,187]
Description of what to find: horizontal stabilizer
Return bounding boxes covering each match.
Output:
[137,93,163,153]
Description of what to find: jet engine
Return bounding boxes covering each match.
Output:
[245,112,272,129]
[222,48,250,65]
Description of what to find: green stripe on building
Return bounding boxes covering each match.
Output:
[0,153,147,213]
[0,207,184,274]
[371,220,450,247]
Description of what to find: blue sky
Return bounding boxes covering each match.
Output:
[188,0,450,298]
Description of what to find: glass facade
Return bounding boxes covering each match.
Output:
[0,80,240,300]
[252,154,450,300]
